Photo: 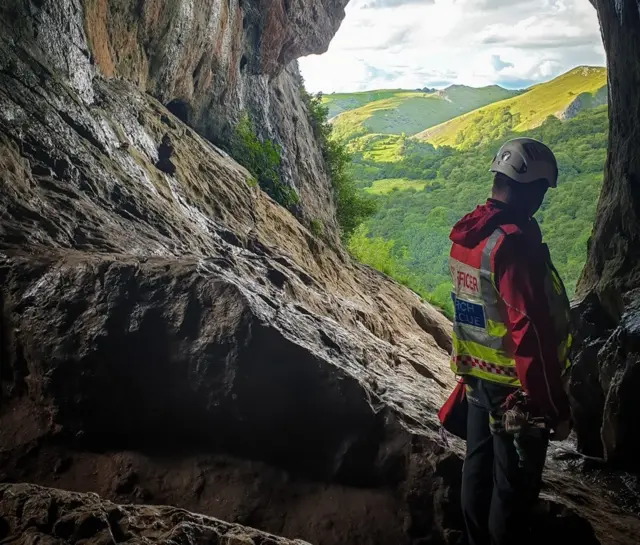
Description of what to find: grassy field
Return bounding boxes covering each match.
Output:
[365,178,429,194]
[329,85,519,142]
[416,66,607,148]
[348,103,608,313]
[347,133,407,162]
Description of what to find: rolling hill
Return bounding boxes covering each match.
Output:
[322,90,408,119]
[328,85,520,141]
[415,66,607,149]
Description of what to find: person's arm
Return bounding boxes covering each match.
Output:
[496,237,570,424]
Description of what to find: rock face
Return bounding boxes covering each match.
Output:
[1,1,640,544]
[556,85,608,121]
[0,12,453,460]
[0,7,463,543]
[0,483,310,545]
[579,0,640,300]
[1,0,346,232]
[570,291,640,467]
[569,0,640,468]
[0,250,452,481]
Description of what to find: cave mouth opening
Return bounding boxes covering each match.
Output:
[166,99,192,125]
[299,0,609,306]
[297,0,640,473]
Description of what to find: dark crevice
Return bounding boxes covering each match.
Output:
[411,307,452,354]
[0,517,9,540]
[166,99,191,125]
[266,267,288,289]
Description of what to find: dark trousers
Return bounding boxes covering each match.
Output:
[461,385,549,545]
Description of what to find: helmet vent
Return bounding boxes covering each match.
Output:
[523,143,542,160]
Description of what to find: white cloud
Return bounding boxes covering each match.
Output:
[491,55,514,72]
[298,0,605,93]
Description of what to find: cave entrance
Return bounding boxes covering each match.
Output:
[299,0,608,311]
[301,0,640,468]
[166,99,192,125]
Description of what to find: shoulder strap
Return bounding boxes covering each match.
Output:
[480,227,506,273]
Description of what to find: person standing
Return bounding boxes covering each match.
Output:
[446,138,572,545]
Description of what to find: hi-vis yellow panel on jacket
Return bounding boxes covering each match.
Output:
[449,227,571,387]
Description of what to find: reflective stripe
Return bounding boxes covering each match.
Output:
[453,323,504,350]
[481,229,504,272]
[453,336,516,367]
[451,355,520,386]
[479,228,505,322]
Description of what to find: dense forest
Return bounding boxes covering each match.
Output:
[347,105,608,316]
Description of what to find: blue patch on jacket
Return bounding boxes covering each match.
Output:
[451,293,486,329]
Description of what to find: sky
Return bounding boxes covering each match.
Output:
[298,0,605,93]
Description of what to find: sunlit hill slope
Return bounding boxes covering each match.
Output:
[415,66,607,149]
[326,85,520,141]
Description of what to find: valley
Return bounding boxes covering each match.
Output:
[327,66,608,315]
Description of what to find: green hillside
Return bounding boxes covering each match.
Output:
[416,66,607,149]
[322,90,406,119]
[330,85,519,142]
[349,105,608,316]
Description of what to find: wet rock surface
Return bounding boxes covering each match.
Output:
[1,0,345,232]
[570,291,640,468]
[0,482,311,545]
[0,8,460,543]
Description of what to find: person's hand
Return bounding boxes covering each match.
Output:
[550,419,572,441]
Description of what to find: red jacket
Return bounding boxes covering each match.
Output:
[449,199,570,423]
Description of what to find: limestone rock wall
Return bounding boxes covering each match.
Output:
[569,0,640,468]
[1,0,346,232]
[0,17,463,543]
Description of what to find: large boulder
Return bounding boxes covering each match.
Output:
[570,291,640,467]
[0,483,310,545]
[0,251,450,481]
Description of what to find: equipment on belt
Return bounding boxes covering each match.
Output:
[489,390,550,469]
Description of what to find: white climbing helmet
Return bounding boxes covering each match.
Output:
[490,137,559,188]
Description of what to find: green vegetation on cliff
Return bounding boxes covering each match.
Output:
[230,114,299,208]
[302,90,376,240]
